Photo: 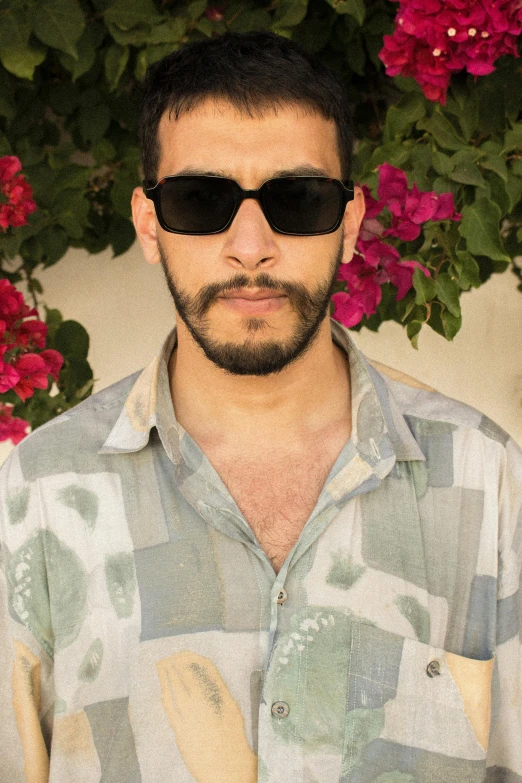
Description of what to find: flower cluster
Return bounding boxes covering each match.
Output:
[0,279,64,444]
[332,163,461,328]
[0,156,37,230]
[379,0,522,103]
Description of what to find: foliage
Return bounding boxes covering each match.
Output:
[0,0,520,380]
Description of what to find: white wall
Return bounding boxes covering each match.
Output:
[1,241,521,465]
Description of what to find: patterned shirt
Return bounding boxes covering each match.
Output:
[1,317,521,783]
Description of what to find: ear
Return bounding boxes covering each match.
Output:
[132,186,161,265]
[340,185,365,264]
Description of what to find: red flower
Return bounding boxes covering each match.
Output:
[0,155,37,230]
[0,403,29,445]
[331,165,461,328]
[379,0,522,103]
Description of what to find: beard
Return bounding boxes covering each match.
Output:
[157,236,345,377]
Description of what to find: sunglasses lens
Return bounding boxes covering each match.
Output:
[264,178,343,234]
[159,177,236,233]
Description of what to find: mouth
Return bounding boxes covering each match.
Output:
[219,291,288,313]
[220,290,287,301]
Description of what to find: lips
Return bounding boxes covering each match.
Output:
[221,290,286,300]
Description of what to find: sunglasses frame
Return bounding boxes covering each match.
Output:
[144,174,355,236]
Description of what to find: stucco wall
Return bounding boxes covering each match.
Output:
[1,241,521,465]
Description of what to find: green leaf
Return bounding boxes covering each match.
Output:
[275,0,309,28]
[103,0,163,30]
[452,250,481,290]
[417,111,467,151]
[0,91,15,120]
[434,273,461,317]
[39,225,69,267]
[431,150,454,176]
[326,0,365,23]
[145,43,180,66]
[384,93,425,141]
[78,104,111,145]
[449,160,486,188]
[149,17,186,43]
[345,31,366,76]
[0,42,46,80]
[111,170,139,218]
[503,123,522,153]
[55,198,90,239]
[53,165,91,190]
[505,175,522,214]
[54,320,89,360]
[43,305,63,346]
[441,309,462,341]
[460,197,511,264]
[108,215,136,256]
[92,139,116,163]
[369,142,410,169]
[484,171,510,217]
[412,267,436,304]
[134,48,148,81]
[0,7,31,52]
[480,154,508,183]
[33,0,85,58]
[58,24,98,80]
[407,320,423,349]
[105,44,129,92]
[106,20,151,46]
[48,83,81,115]
[187,0,207,20]
[196,17,213,36]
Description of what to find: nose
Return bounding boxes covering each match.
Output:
[222,196,280,271]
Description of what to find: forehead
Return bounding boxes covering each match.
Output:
[156,97,341,181]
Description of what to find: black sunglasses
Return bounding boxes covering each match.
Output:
[144,175,354,236]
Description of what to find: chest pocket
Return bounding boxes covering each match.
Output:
[342,621,494,782]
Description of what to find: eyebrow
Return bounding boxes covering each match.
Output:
[172,164,331,179]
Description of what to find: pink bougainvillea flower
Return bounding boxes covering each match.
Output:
[379,0,522,103]
[0,403,29,445]
[39,349,65,383]
[16,319,48,350]
[11,353,52,401]
[373,164,461,240]
[331,165,462,328]
[360,185,382,219]
[0,156,22,183]
[0,155,37,230]
[0,360,21,394]
[333,254,383,327]
[385,259,430,300]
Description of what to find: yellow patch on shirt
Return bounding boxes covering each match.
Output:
[446,652,494,751]
[12,639,50,783]
[369,360,436,392]
[53,711,99,762]
[124,356,159,432]
[157,650,257,783]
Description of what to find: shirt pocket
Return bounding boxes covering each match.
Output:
[342,621,494,781]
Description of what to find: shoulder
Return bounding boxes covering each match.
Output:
[369,357,513,446]
[0,369,142,488]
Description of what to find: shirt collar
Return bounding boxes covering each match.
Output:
[98,318,425,464]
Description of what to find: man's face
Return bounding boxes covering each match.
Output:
[134,98,364,376]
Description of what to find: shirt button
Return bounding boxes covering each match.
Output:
[271,701,290,718]
[276,588,288,604]
[426,660,441,677]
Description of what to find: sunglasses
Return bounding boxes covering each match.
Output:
[144,175,354,236]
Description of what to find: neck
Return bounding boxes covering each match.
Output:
[168,317,352,451]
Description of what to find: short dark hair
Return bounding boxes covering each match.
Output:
[138,31,355,183]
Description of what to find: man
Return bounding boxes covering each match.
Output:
[0,30,521,783]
